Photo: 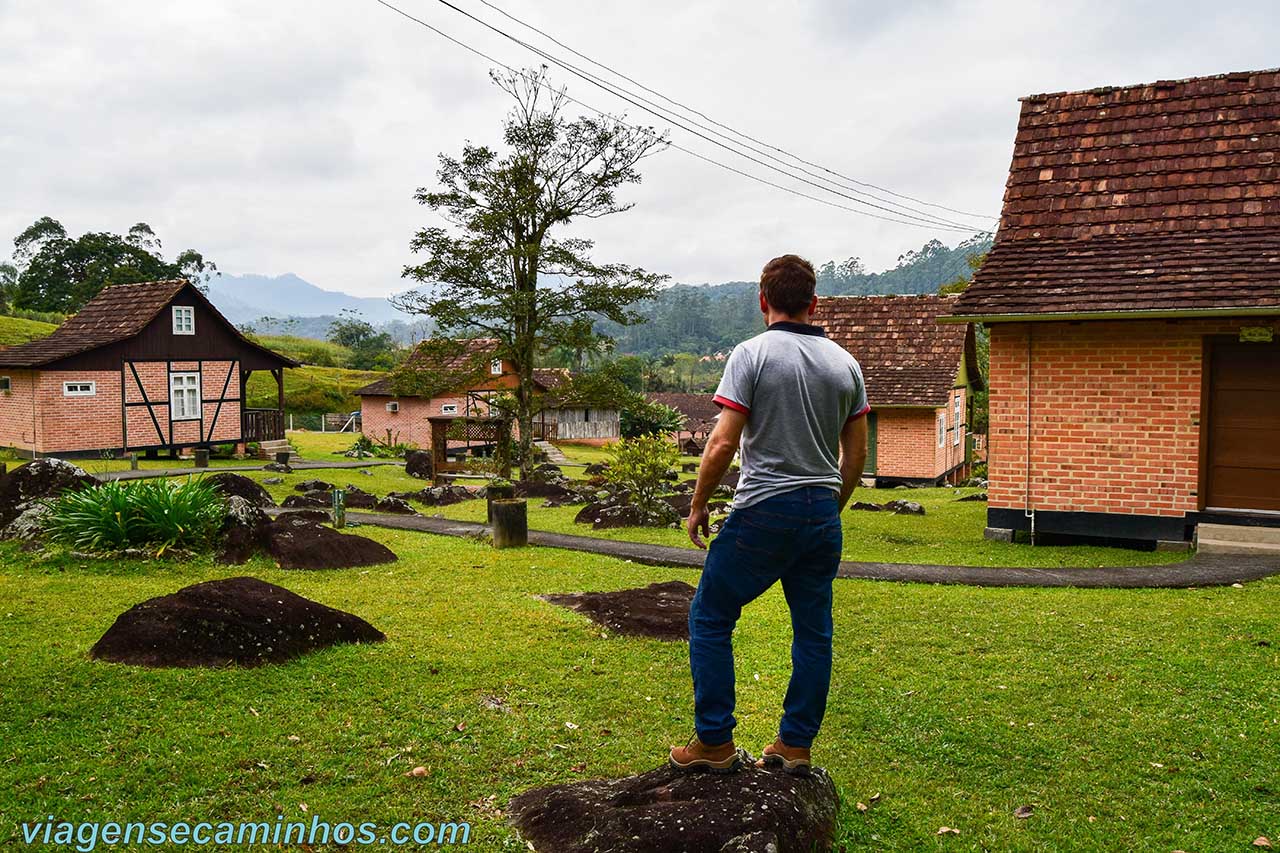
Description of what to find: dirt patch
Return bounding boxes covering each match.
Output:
[509,761,839,853]
[90,576,384,668]
[542,580,695,640]
[340,485,378,509]
[0,458,96,528]
[203,472,276,508]
[266,515,397,569]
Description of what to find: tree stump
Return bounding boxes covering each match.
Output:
[491,499,528,549]
[487,483,516,523]
[193,448,210,468]
[275,451,291,467]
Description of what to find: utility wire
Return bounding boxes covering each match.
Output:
[472,0,997,224]
[416,0,980,231]
[370,0,982,233]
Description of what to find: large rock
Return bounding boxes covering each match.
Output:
[0,458,96,528]
[203,472,276,508]
[373,496,418,515]
[339,485,378,509]
[90,576,384,667]
[294,479,334,493]
[884,499,925,516]
[509,762,839,853]
[587,503,679,530]
[527,462,566,483]
[404,449,434,480]
[515,480,578,500]
[543,580,695,640]
[266,515,397,570]
[395,485,477,507]
[216,496,272,564]
[2,502,51,541]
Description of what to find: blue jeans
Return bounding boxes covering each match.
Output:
[688,486,843,749]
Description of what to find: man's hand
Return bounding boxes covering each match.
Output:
[687,503,711,549]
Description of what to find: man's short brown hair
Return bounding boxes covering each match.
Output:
[760,254,817,316]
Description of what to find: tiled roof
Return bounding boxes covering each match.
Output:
[647,392,720,432]
[532,368,571,391]
[355,338,500,396]
[0,279,298,368]
[953,68,1280,318]
[813,294,978,407]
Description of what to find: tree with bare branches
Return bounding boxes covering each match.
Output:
[394,67,668,478]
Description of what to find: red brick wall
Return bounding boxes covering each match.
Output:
[987,318,1257,518]
[36,370,124,453]
[874,387,967,480]
[361,394,478,449]
[0,370,38,452]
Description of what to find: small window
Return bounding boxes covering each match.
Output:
[441,403,458,415]
[170,372,201,420]
[937,412,946,448]
[490,358,502,375]
[0,376,10,392]
[953,395,963,446]
[63,381,96,397]
[172,306,195,335]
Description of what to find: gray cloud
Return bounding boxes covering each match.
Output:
[2,0,1279,298]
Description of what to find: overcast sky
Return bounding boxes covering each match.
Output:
[3,0,1278,298]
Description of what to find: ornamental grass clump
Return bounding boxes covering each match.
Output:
[43,478,226,556]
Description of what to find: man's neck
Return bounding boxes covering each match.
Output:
[764,311,810,327]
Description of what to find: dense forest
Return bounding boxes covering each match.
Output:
[598,234,992,356]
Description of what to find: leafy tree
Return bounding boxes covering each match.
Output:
[327,309,400,370]
[0,261,17,313]
[393,68,668,478]
[604,435,679,514]
[8,217,217,313]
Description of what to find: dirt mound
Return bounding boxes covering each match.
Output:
[216,496,272,564]
[294,479,334,492]
[341,485,378,508]
[543,580,695,640]
[509,761,839,853]
[90,576,384,668]
[204,472,276,508]
[0,458,96,528]
[576,500,679,529]
[957,492,988,502]
[266,515,397,570]
[281,492,332,509]
[276,508,331,523]
[374,496,418,515]
[394,485,476,507]
[661,494,729,518]
[515,480,578,500]
[404,449,434,479]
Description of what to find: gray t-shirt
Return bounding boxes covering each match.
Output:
[713,322,869,508]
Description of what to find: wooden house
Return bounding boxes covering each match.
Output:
[0,279,297,456]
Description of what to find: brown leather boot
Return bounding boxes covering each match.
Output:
[756,738,812,775]
[668,735,743,774]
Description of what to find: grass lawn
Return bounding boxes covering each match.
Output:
[1,529,1275,851]
[0,314,58,346]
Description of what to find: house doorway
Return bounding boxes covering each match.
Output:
[1203,338,1280,512]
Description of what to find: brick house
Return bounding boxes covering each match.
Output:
[0,279,297,456]
[948,69,1280,546]
[356,339,618,449]
[814,294,983,486]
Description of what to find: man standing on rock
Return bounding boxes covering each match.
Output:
[670,254,869,775]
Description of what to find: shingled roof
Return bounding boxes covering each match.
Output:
[813,294,980,407]
[0,279,298,368]
[355,338,500,396]
[951,68,1280,319]
[646,392,720,433]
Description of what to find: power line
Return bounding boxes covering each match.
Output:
[416,0,981,231]
[472,0,997,224]
[369,0,983,233]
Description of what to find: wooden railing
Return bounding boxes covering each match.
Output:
[242,409,284,442]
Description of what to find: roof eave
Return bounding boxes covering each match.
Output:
[939,306,1280,324]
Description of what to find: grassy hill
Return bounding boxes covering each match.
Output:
[244,333,354,367]
[0,315,58,346]
[246,365,384,414]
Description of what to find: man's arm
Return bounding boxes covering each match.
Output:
[837,415,868,511]
[686,407,748,549]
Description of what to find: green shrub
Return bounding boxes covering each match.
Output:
[43,479,227,557]
[604,435,679,513]
[620,398,684,438]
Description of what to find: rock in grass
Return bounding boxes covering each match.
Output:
[884,499,925,515]
[90,576,384,667]
[404,449,434,480]
[266,514,397,570]
[509,761,839,853]
[216,496,271,564]
[1,502,52,541]
[203,472,276,508]
[294,479,334,493]
[281,492,332,509]
[542,580,695,641]
[0,458,96,528]
[374,496,418,515]
[341,485,378,509]
[956,492,988,502]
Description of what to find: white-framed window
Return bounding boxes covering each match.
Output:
[489,358,502,375]
[172,306,195,335]
[953,395,963,446]
[0,376,10,392]
[937,412,946,448]
[170,372,201,420]
[63,381,96,397]
[441,403,459,415]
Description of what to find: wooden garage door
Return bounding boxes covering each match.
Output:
[1205,339,1280,512]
